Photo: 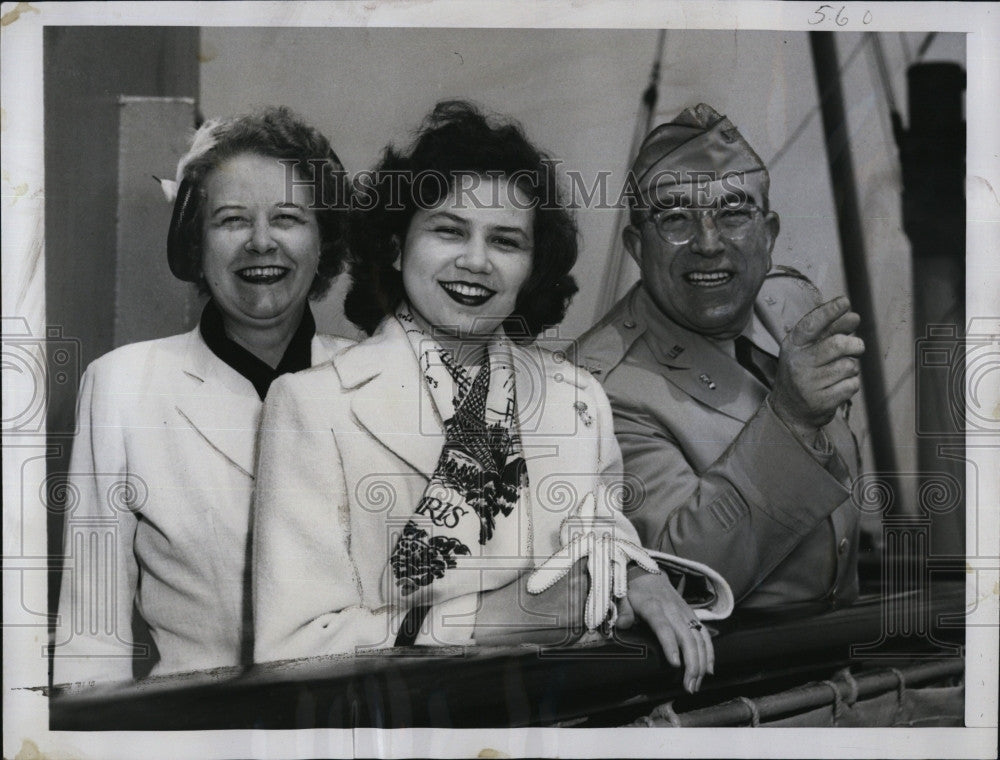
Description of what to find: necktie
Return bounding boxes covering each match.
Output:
[735,335,778,390]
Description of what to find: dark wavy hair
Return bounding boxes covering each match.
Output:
[171,106,350,299]
[345,100,578,341]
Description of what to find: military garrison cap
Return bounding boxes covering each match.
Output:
[630,103,770,209]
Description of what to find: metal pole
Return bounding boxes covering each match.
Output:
[808,31,900,491]
[896,62,967,555]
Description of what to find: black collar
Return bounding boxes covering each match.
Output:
[199,300,315,400]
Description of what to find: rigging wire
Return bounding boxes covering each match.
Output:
[771,33,940,170]
[597,29,666,315]
[868,32,899,117]
[768,35,869,169]
[916,32,938,60]
[898,32,913,67]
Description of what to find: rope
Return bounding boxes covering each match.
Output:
[837,667,861,706]
[649,700,683,728]
[820,679,845,722]
[889,666,908,702]
[736,696,761,727]
[888,666,908,724]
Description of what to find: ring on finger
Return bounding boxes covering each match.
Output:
[688,619,703,631]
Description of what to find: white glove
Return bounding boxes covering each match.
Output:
[527,529,660,631]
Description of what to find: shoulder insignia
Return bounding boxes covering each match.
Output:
[572,286,646,378]
[572,320,644,378]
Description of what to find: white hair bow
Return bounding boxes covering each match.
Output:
[154,118,225,204]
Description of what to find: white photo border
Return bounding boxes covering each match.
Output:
[2,1,997,758]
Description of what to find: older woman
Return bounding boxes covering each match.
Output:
[53,107,350,683]
[253,102,731,693]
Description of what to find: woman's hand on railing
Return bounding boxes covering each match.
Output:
[617,569,715,693]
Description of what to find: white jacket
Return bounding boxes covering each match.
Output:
[53,326,343,684]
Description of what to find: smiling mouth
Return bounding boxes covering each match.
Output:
[237,266,289,285]
[685,271,734,288]
[439,281,496,306]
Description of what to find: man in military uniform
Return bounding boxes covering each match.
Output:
[576,104,865,608]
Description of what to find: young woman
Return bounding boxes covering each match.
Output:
[252,102,731,693]
[53,107,351,683]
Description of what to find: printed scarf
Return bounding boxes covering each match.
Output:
[386,307,529,608]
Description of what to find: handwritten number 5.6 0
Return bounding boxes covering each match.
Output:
[809,5,872,26]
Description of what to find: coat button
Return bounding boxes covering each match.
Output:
[838,538,849,556]
[623,320,636,329]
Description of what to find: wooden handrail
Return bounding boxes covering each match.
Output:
[50,580,965,729]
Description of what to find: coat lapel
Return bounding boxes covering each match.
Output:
[335,318,444,478]
[640,309,767,424]
[640,273,840,426]
[512,342,587,553]
[174,328,262,479]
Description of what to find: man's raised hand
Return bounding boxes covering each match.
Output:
[771,296,865,440]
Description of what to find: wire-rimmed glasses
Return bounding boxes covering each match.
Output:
[648,204,762,245]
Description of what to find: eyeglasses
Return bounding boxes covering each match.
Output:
[647,205,762,245]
